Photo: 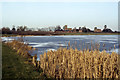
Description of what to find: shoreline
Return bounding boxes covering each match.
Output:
[2,32,120,37]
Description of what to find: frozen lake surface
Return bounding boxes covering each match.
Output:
[2,35,120,60]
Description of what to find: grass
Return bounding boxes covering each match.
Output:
[2,43,46,79]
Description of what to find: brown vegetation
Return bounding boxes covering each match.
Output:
[4,40,120,79]
[6,40,32,57]
[5,40,40,68]
[40,47,119,78]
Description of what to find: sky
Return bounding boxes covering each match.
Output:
[1,1,118,31]
[0,0,119,2]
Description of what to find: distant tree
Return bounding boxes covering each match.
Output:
[87,28,91,32]
[48,27,51,31]
[30,28,35,31]
[74,27,76,29]
[37,28,41,31]
[16,26,20,31]
[2,27,10,31]
[104,25,107,29]
[23,26,27,31]
[49,27,56,32]
[16,26,27,31]
[63,25,67,30]
[16,29,19,31]
[79,27,81,30]
[2,27,11,34]
[12,27,16,31]
[12,25,15,28]
[19,26,24,31]
[102,28,113,33]
[49,29,52,31]
[55,25,61,31]
[73,27,77,32]
[28,29,32,31]
[94,27,97,30]
[82,26,87,32]
[12,25,16,31]
[102,25,113,33]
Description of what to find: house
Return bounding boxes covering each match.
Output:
[63,25,68,30]
[79,30,82,33]
[67,28,72,32]
[68,28,72,31]
[94,29,102,32]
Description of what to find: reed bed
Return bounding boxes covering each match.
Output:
[4,39,119,79]
[5,40,41,69]
[6,40,32,57]
[40,47,119,78]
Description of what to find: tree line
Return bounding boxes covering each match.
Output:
[1,25,119,35]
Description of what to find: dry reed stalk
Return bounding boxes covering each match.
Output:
[6,40,33,58]
[32,55,37,67]
[40,46,119,79]
[114,44,116,49]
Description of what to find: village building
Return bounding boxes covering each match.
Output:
[94,29,102,32]
[79,30,82,33]
[68,28,72,31]
[63,25,73,32]
[94,27,102,32]
[67,28,72,32]
[63,25,68,30]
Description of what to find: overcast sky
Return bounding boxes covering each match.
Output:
[1,1,118,31]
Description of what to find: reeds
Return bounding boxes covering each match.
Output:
[40,47,119,78]
[6,40,33,57]
[5,39,40,68]
[4,38,119,79]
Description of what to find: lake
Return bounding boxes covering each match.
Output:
[1,35,120,60]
